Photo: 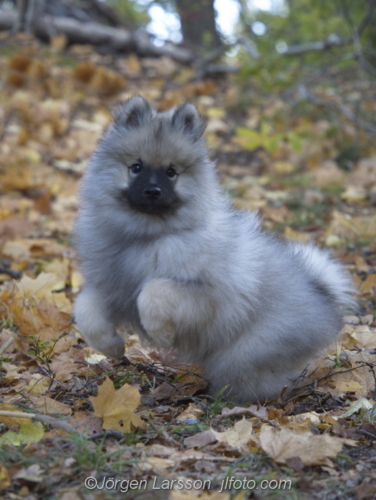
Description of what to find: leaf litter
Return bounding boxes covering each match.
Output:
[0,33,375,500]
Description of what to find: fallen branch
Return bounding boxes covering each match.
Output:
[283,34,352,56]
[0,10,194,63]
[0,410,78,434]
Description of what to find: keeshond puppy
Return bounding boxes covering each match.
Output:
[74,96,354,402]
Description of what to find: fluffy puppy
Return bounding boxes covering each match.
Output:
[74,96,354,402]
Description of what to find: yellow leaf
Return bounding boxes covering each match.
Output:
[71,270,84,294]
[90,377,143,432]
[0,404,31,430]
[286,411,321,426]
[214,418,253,450]
[341,187,367,202]
[0,423,44,446]
[273,161,296,173]
[284,227,311,243]
[0,466,11,490]
[44,259,69,290]
[137,456,175,472]
[360,274,376,295]
[51,34,68,51]
[25,376,50,395]
[15,272,71,311]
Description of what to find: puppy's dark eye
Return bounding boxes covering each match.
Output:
[166,167,177,179]
[130,163,142,174]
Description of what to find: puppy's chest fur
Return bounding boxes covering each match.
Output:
[97,229,208,331]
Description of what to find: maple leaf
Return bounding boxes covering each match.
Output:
[90,377,144,432]
[259,426,355,465]
[15,272,71,311]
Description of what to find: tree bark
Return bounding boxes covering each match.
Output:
[175,0,222,53]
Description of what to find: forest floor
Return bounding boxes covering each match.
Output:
[0,32,376,500]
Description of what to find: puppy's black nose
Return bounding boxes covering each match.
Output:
[143,185,161,201]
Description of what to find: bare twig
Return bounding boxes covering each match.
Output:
[358,429,376,440]
[88,430,123,440]
[283,0,376,56]
[289,361,376,400]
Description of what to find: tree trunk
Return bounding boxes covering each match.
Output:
[175,0,222,53]
[14,0,45,33]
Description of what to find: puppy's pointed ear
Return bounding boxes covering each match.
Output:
[171,103,205,141]
[113,96,152,128]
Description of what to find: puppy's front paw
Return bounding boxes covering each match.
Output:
[137,279,176,348]
[75,288,125,358]
[99,334,125,358]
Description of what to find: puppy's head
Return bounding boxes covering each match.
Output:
[95,96,209,217]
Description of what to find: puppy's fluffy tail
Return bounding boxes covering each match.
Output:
[291,243,356,311]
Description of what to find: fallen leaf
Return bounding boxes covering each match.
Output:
[15,272,71,311]
[0,466,11,490]
[221,405,268,420]
[13,464,44,482]
[0,423,44,446]
[318,351,376,397]
[342,398,375,417]
[259,426,353,465]
[184,429,218,449]
[0,403,31,430]
[90,377,144,432]
[176,403,203,422]
[185,418,253,451]
[360,274,376,296]
[29,396,72,415]
[137,456,175,472]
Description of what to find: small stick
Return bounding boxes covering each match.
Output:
[0,337,13,355]
[0,268,22,279]
[88,430,123,440]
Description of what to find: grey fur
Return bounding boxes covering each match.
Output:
[74,97,355,402]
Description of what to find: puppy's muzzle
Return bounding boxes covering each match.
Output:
[143,185,162,201]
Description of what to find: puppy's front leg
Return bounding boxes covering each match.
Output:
[137,278,213,349]
[75,288,125,358]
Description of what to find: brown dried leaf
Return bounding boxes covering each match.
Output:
[176,403,203,422]
[259,426,352,465]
